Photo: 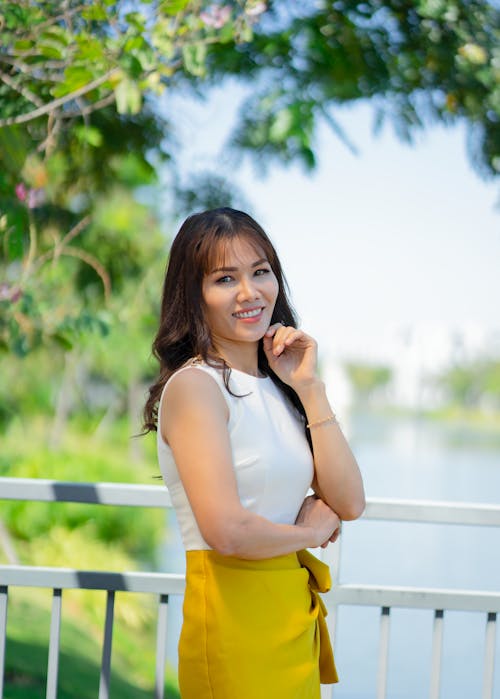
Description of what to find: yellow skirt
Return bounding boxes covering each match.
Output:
[178,548,338,699]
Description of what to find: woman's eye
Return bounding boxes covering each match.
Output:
[254,268,270,276]
[216,275,233,284]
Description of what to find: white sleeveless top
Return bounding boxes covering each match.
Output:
[157,362,314,551]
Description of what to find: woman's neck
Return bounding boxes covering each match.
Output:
[209,339,261,378]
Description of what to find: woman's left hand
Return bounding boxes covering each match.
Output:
[263,323,318,391]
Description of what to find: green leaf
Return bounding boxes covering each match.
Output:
[458,43,488,65]
[38,44,65,60]
[52,333,73,351]
[114,78,142,114]
[151,21,175,55]
[4,6,29,30]
[239,23,253,43]
[269,108,293,142]
[13,39,34,51]
[219,21,236,44]
[81,6,108,21]
[416,0,447,20]
[5,222,25,261]
[125,11,146,32]
[52,66,95,97]
[182,43,207,77]
[120,52,144,79]
[160,0,190,16]
[75,35,105,61]
[75,125,103,147]
[40,27,71,47]
[0,126,29,173]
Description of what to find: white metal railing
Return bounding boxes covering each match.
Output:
[321,495,500,699]
[0,477,499,699]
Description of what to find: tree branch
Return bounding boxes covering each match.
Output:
[0,69,119,126]
[14,4,87,36]
[0,56,69,85]
[36,112,62,154]
[32,215,92,272]
[59,92,116,119]
[61,246,111,302]
[0,70,45,107]
[60,215,92,248]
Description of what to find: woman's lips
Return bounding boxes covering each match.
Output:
[232,307,265,322]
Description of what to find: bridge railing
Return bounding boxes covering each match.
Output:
[321,496,500,699]
[0,477,499,699]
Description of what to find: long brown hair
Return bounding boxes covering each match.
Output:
[142,207,309,442]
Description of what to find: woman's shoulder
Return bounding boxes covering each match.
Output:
[159,362,227,432]
[163,359,222,393]
[160,359,228,411]
[159,361,230,441]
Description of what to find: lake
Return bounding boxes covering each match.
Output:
[161,410,500,698]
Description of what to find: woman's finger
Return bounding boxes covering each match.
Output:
[283,329,306,346]
[264,324,296,357]
[264,322,286,337]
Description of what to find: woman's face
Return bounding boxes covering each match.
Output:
[201,236,279,350]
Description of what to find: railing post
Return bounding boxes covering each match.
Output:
[0,586,7,699]
[155,594,169,699]
[46,588,62,699]
[377,606,391,699]
[482,612,497,699]
[98,590,115,699]
[429,609,444,699]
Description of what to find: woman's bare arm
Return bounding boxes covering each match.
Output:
[263,325,366,521]
[161,369,339,559]
[297,380,365,520]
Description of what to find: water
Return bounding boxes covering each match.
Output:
[334,411,500,699]
[161,410,500,698]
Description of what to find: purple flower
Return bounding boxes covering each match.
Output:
[200,5,231,28]
[27,188,45,209]
[0,283,22,303]
[9,286,22,303]
[15,183,27,202]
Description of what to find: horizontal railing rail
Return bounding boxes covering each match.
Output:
[0,566,185,594]
[334,584,500,612]
[0,477,498,699]
[0,477,172,508]
[2,477,500,525]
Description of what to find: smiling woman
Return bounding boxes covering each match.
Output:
[142,207,365,698]
[201,238,279,372]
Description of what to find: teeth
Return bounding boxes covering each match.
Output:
[234,308,262,319]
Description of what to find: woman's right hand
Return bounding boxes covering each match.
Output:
[295,495,341,548]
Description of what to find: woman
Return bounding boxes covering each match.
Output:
[143,207,365,698]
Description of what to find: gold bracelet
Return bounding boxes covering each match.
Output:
[307,414,337,429]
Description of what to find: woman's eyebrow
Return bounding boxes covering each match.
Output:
[210,258,268,274]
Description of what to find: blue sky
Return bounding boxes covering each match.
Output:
[164,87,500,356]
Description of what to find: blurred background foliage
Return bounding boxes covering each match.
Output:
[0,0,499,696]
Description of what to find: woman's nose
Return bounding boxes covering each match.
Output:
[237,276,259,301]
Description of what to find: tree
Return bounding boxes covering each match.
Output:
[0,105,169,354]
[204,1,499,177]
[438,357,500,410]
[0,0,264,353]
[1,1,498,355]
[344,362,392,402]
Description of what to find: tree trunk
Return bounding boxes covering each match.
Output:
[127,377,144,464]
[49,351,77,450]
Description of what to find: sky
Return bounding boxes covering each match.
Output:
[163,86,500,359]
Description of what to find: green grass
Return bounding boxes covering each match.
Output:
[4,589,180,699]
